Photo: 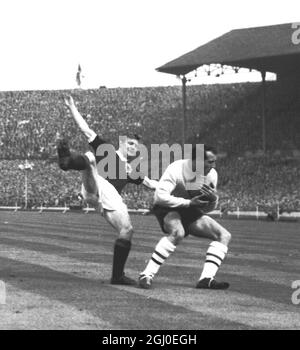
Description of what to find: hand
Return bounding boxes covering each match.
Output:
[63,95,75,109]
[190,195,209,208]
[201,184,218,202]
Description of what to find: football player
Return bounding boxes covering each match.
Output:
[58,95,158,285]
[139,145,232,289]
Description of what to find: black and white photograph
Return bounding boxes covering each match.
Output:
[0,0,299,334]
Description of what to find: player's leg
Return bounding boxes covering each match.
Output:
[81,153,135,285]
[103,207,136,285]
[188,215,231,289]
[80,152,100,206]
[139,211,184,289]
[58,142,135,285]
[80,154,136,285]
[57,138,99,206]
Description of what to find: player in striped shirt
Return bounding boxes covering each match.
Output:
[57,95,158,285]
[139,145,232,289]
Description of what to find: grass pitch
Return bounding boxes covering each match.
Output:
[0,211,299,330]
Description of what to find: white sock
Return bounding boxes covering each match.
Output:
[199,241,228,280]
[141,237,176,278]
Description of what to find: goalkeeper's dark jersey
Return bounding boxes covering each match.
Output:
[89,134,145,194]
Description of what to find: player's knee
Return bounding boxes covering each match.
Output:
[203,216,231,244]
[119,224,134,240]
[168,227,185,245]
[219,228,231,245]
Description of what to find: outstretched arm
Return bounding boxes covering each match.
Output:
[64,95,96,141]
[154,163,211,209]
[154,164,191,208]
[142,176,159,190]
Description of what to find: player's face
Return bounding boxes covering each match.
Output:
[124,138,139,157]
[204,151,217,175]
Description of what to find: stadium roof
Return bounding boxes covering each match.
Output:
[157,23,300,76]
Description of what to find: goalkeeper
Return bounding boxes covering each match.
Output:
[139,145,232,290]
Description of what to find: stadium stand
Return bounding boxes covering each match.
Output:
[0,83,299,212]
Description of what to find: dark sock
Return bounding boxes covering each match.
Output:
[112,238,131,280]
[59,153,89,171]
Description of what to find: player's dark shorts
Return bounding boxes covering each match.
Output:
[152,205,204,236]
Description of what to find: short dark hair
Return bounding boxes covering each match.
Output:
[204,145,217,159]
[191,144,217,160]
[127,133,141,141]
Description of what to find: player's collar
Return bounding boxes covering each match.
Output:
[116,150,127,162]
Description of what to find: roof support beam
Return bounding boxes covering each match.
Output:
[261,71,267,154]
[181,76,187,146]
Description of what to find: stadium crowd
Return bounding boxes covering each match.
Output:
[0,83,299,212]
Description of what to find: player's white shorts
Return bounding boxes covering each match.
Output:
[81,152,127,213]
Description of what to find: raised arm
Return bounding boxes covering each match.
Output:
[64,95,96,141]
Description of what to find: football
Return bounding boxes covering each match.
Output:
[189,183,219,214]
[187,183,216,201]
